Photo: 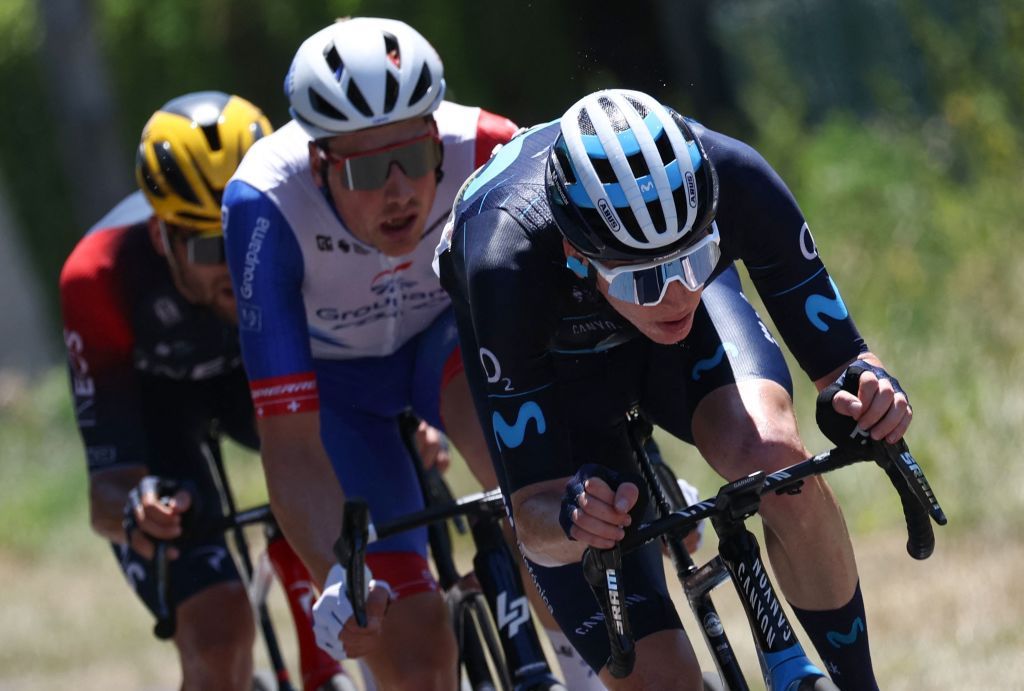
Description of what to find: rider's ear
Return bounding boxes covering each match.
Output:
[309,141,326,189]
[147,216,168,258]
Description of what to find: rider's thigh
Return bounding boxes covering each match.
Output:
[599,629,703,691]
[691,378,807,480]
[363,589,458,691]
[175,580,255,691]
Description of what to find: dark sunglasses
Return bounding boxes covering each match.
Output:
[186,233,226,265]
[320,132,443,191]
[161,221,226,265]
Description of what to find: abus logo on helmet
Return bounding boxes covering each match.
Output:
[596,198,620,231]
[685,172,698,208]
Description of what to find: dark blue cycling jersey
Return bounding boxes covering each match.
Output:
[437,121,867,495]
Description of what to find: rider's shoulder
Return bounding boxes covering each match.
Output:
[693,123,779,183]
[229,121,313,195]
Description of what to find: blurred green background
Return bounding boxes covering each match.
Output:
[1,0,1023,687]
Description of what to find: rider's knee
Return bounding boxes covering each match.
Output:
[176,584,255,689]
[606,629,702,691]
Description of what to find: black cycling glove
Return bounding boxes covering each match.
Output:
[816,360,910,447]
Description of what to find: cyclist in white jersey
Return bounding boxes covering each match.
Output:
[223,18,526,688]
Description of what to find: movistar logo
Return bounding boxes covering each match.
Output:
[827,617,865,648]
[804,277,849,332]
[692,342,738,381]
[492,401,546,449]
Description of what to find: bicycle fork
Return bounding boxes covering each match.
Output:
[713,478,826,691]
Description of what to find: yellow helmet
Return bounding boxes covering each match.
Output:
[135,91,272,233]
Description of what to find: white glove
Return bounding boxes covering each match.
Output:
[676,478,705,551]
[312,564,392,660]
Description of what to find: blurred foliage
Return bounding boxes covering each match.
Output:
[1,0,1023,548]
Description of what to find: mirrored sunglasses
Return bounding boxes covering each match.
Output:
[590,225,721,306]
[321,132,443,191]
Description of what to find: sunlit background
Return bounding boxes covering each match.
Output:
[1,1,1022,687]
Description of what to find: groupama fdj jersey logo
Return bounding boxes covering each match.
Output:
[370,261,417,295]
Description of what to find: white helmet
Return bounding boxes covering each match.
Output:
[285,18,446,140]
[546,89,718,261]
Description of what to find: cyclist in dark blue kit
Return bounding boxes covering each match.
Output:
[437,89,912,690]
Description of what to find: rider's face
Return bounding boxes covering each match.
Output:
[565,241,704,345]
[149,218,237,324]
[312,117,439,258]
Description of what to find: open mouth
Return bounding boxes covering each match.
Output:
[380,214,417,235]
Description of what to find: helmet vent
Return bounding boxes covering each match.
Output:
[325,44,344,81]
[655,131,674,166]
[623,95,649,117]
[383,32,401,67]
[155,142,199,204]
[409,62,432,106]
[384,72,399,113]
[553,146,576,184]
[577,110,596,136]
[249,122,266,141]
[346,80,373,118]
[646,199,666,234]
[626,151,650,179]
[618,206,645,244]
[200,124,222,152]
[309,88,348,121]
[597,97,628,132]
[136,147,165,198]
[590,156,616,184]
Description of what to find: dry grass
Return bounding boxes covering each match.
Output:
[1,526,1020,690]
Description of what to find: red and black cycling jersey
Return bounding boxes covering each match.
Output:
[60,192,253,473]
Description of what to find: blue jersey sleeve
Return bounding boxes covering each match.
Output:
[223,180,313,381]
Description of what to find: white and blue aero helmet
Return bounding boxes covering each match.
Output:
[285,18,446,140]
[546,89,719,261]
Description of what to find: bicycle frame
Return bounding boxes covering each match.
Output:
[336,487,561,690]
[584,408,946,690]
[153,449,352,691]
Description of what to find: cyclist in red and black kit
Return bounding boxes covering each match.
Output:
[60,92,276,690]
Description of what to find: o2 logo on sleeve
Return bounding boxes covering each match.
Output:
[799,222,818,260]
[479,347,514,392]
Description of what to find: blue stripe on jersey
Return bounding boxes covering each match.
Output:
[223,180,313,381]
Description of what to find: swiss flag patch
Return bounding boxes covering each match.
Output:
[250,372,320,417]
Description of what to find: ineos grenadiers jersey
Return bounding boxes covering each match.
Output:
[224,101,517,417]
[60,192,252,473]
[437,121,867,492]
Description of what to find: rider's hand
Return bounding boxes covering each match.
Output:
[559,464,641,549]
[829,360,912,444]
[415,420,451,473]
[123,476,193,560]
[313,564,392,660]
